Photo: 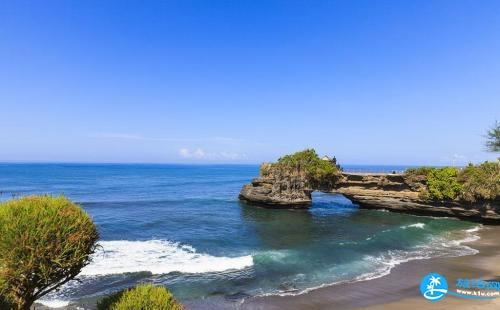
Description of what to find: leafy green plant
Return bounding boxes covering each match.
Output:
[458,161,500,202]
[269,149,340,188]
[425,167,462,201]
[0,195,99,310]
[406,167,463,201]
[97,284,183,310]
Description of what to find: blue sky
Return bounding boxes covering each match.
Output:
[0,0,499,165]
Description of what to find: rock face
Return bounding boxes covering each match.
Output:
[239,176,312,207]
[336,173,500,223]
[239,172,500,223]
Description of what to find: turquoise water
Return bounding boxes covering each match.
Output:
[0,164,479,308]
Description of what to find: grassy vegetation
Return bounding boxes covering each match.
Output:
[0,195,99,310]
[261,149,340,188]
[405,161,500,202]
[97,284,183,310]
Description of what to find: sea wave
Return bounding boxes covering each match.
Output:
[356,225,480,281]
[265,225,482,297]
[81,240,253,276]
[37,299,70,308]
[401,223,426,229]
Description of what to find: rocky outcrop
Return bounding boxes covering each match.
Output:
[239,172,500,223]
[239,176,312,207]
[336,173,500,223]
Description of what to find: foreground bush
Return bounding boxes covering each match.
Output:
[97,284,183,310]
[0,296,11,310]
[0,195,99,310]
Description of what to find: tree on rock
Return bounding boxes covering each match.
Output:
[485,121,500,153]
[0,195,99,310]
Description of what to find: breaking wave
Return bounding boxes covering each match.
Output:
[81,240,254,276]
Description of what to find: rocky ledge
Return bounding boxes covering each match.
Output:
[335,173,500,224]
[240,172,500,224]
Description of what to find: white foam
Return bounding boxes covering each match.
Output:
[401,223,425,229]
[81,240,253,276]
[37,299,70,308]
[466,226,481,233]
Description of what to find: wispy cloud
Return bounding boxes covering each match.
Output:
[94,133,145,140]
[178,148,245,160]
[91,132,244,143]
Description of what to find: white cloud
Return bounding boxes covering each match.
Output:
[178,148,245,161]
[179,148,191,157]
[179,148,206,158]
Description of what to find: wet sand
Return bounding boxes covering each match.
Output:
[242,226,500,310]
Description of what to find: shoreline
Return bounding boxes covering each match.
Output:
[36,223,500,310]
[241,225,500,310]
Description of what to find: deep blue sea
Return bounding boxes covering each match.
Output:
[0,164,479,309]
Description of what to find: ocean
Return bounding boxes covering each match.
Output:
[0,164,480,309]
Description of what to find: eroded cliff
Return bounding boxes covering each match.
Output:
[335,173,500,223]
[239,153,500,223]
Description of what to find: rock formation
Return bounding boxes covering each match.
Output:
[240,150,341,207]
[336,173,500,223]
[239,167,500,224]
[239,176,312,207]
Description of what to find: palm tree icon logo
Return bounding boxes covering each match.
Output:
[427,275,441,295]
[420,273,448,302]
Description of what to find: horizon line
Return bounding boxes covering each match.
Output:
[0,161,458,167]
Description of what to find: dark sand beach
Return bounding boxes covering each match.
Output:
[242,226,500,310]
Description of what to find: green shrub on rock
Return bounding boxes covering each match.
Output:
[405,162,500,202]
[426,167,462,201]
[0,195,99,310]
[405,166,435,177]
[405,166,462,201]
[97,284,183,310]
[266,149,340,189]
[458,161,500,202]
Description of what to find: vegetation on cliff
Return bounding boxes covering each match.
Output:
[260,149,340,189]
[97,284,183,310]
[0,195,99,310]
[459,161,500,202]
[406,161,500,203]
